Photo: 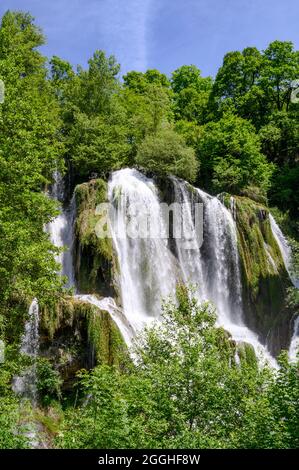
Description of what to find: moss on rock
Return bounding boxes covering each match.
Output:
[234,196,292,354]
[74,179,119,297]
[86,302,125,367]
[40,296,126,389]
[235,196,284,296]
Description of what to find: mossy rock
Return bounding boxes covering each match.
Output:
[235,196,284,295]
[74,179,119,297]
[234,196,292,354]
[40,296,127,390]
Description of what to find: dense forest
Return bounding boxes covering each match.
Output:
[0,10,298,449]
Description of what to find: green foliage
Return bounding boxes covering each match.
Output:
[210,41,299,215]
[171,65,213,124]
[119,84,172,151]
[60,366,129,448]
[0,396,28,448]
[0,346,29,448]
[197,113,274,194]
[57,286,299,449]
[123,69,170,93]
[270,164,299,217]
[69,107,130,178]
[212,41,299,124]
[136,127,198,182]
[268,352,299,448]
[0,11,64,336]
[36,357,62,406]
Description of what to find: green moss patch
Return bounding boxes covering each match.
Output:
[234,196,292,353]
[41,297,127,377]
[74,179,118,296]
[235,196,284,298]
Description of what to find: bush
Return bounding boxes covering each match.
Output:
[36,358,62,406]
[197,113,274,194]
[136,127,198,182]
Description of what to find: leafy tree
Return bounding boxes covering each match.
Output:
[36,357,62,406]
[75,50,120,117]
[0,346,29,448]
[136,127,198,182]
[123,69,170,93]
[268,352,299,448]
[197,113,274,194]
[171,65,212,124]
[119,84,172,139]
[0,11,64,317]
[211,48,263,122]
[212,42,299,125]
[60,366,129,449]
[0,396,28,449]
[260,41,299,113]
[259,110,299,165]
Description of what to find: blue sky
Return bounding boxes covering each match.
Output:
[0,0,298,78]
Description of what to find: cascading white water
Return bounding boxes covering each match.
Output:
[289,317,299,362]
[13,299,39,402]
[107,169,276,365]
[108,168,176,332]
[45,168,288,366]
[75,294,134,346]
[196,188,243,324]
[171,179,242,323]
[269,214,299,288]
[269,214,299,360]
[47,172,132,344]
[171,178,206,300]
[12,173,69,408]
[13,172,74,408]
[46,173,76,288]
[171,181,275,366]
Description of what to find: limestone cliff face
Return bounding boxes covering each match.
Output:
[74,179,119,299]
[232,196,293,355]
[40,297,126,390]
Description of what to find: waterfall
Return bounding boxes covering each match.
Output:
[171,179,242,323]
[45,168,281,365]
[108,168,176,332]
[75,294,134,346]
[170,178,206,300]
[107,169,276,366]
[289,317,299,362]
[48,172,132,345]
[196,188,243,324]
[269,214,299,289]
[13,299,39,403]
[46,172,76,288]
[269,214,299,360]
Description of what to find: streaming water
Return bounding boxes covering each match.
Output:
[12,299,39,403]
[107,169,276,366]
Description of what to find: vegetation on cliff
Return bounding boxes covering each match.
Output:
[41,296,126,372]
[74,179,118,295]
